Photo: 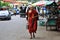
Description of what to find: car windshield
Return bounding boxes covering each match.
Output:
[0,8,8,11]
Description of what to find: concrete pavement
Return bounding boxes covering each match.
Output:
[0,15,60,40]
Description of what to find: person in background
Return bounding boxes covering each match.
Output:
[26,5,38,39]
[20,4,26,17]
[13,9,16,16]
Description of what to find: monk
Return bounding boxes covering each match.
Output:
[26,5,38,39]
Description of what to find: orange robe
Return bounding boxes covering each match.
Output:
[26,9,38,33]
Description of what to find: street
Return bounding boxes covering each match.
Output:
[0,15,60,40]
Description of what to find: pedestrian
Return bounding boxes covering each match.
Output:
[13,9,16,16]
[20,5,26,17]
[26,5,38,39]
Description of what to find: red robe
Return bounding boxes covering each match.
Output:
[26,9,38,33]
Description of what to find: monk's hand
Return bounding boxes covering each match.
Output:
[32,17,34,19]
[28,17,29,20]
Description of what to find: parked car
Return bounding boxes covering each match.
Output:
[0,8,11,20]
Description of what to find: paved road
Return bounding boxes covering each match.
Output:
[0,15,28,40]
[0,15,60,40]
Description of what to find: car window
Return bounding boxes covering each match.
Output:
[0,8,7,11]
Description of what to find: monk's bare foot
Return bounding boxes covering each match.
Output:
[30,37,32,39]
[33,35,35,38]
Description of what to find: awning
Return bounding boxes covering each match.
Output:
[3,0,11,1]
[3,0,16,2]
[32,1,53,6]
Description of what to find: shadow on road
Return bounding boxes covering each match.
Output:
[0,19,11,21]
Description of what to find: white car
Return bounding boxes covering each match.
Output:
[0,9,11,20]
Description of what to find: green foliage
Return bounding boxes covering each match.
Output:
[0,1,3,7]
[0,1,10,7]
[3,2,10,6]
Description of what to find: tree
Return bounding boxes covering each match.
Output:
[0,1,3,7]
[3,2,10,6]
[0,0,3,1]
[0,1,10,7]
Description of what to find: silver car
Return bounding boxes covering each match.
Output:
[0,8,11,20]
